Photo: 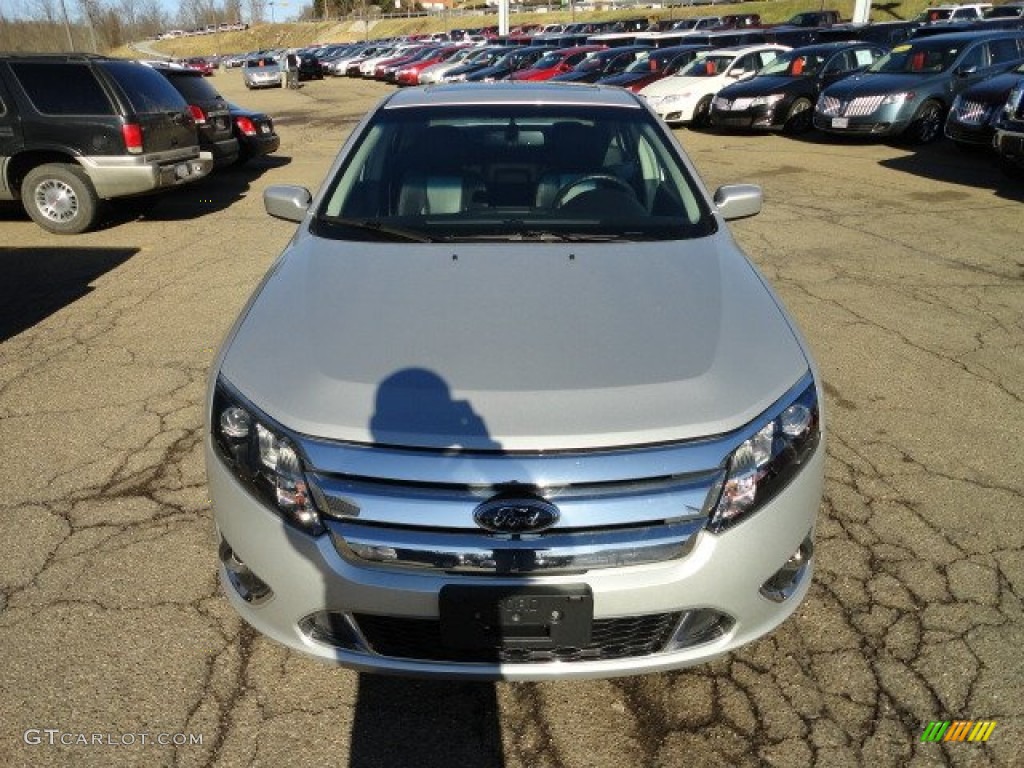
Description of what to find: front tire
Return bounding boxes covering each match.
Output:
[21,163,99,235]
[903,100,944,144]
[783,97,814,135]
[691,96,713,130]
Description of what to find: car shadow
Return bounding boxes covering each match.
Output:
[98,155,293,228]
[0,246,138,342]
[348,676,504,768]
[877,140,1024,202]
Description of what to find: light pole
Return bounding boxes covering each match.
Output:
[269,0,275,23]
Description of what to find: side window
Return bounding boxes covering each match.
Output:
[757,50,780,69]
[823,51,852,75]
[988,38,1021,66]
[732,54,757,74]
[9,62,113,116]
[957,44,986,73]
[100,61,188,113]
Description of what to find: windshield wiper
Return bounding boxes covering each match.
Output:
[320,217,434,242]
[444,230,635,242]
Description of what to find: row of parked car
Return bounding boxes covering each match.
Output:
[0,54,280,235]
[297,18,1024,174]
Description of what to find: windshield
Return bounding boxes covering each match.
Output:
[315,104,715,243]
[677,54,734,77]
[533,51,567,69]
[757,50,827,77]
[869,43,960,74]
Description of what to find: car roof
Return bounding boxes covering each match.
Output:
[785,41,884,54]
[905,29,1024,45]
[381,82,645,110]
[704,43,789,56]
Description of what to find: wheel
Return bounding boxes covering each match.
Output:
[691,96,713,129]
[21,163,99,235]
[782,97,814,135]
[551,174,638,209]
[903,100,944,144]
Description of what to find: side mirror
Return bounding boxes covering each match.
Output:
[714,184,762,220]
[264,185,312,222]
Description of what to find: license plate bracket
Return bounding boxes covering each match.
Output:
[440,585,593,652]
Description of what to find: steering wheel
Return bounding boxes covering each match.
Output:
[551,174,639,209]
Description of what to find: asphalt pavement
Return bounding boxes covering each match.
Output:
[0,72,1021,768]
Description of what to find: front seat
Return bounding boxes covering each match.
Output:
[396,125,487,215]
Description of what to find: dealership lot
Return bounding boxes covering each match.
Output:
[1,72,1022,767]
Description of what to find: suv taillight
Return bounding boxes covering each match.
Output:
[235,116,257,136]
[188,105,207,125]
[122,123,144,154]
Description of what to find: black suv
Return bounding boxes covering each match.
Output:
[147,62,239,168]
[994,76,1024,174]
[0,54,213,234]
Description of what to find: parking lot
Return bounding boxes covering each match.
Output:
[1,71,1022,768]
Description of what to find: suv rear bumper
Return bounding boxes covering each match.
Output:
[79,148,214,198]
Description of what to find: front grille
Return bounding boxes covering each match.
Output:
[845,95,885,117]
[954,99,989,125]
[818,95,841,116]
[353,611,682,663]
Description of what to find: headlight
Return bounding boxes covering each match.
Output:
[881,91,914,105]
[1004,84,1023,118]
[751,93,786,107]
[704,381,820,533]
[212,378,325,536]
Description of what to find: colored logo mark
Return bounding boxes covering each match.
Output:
[921,721,997,742]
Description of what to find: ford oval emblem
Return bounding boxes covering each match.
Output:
[473,496,560,534]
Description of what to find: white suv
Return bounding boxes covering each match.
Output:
[916,4,993,22]
[639,44,790,127]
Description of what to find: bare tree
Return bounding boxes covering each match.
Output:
[247,0,267,24]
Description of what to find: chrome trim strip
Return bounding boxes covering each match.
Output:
[329,518,705,574]
[295,371,815,486]
[308,469,716,529]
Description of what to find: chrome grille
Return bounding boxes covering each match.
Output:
[818,95,841,116]
[955,99,989,125]
[844,95,885,117]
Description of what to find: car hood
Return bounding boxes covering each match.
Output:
[959,72,1022,102]
[641,75,723,97]
[719,76,805,99]
[220,235,810,451]
[825,71,942,97]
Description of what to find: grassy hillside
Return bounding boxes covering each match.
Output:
[122,0,938,58]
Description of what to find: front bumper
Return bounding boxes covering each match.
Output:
[206,434,824,681]
[994,125,1024,169]
[944,118,995,146]
[813,102,912,137]
[711,105,781,131]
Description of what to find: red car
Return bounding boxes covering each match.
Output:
[395,45,465,86]
[508,46,605,82]
[184,57,214,76]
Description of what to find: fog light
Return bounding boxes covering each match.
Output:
[299,611,368,652]
[219,536,273,604]
[760,535,814,603]
[664,608,735,651]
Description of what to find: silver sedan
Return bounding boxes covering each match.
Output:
[205,82,825,680]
